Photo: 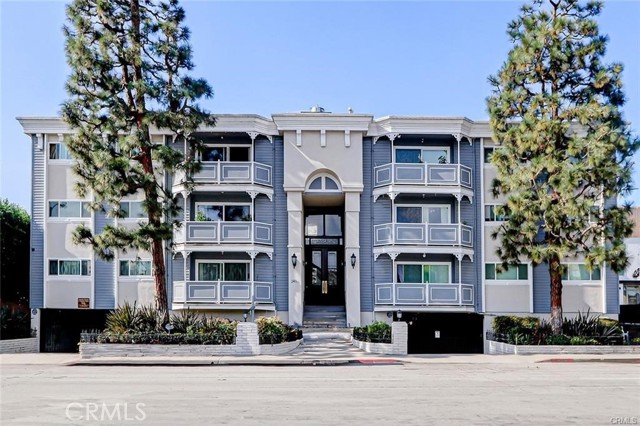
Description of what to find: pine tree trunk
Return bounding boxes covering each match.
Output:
[549,255,563,335]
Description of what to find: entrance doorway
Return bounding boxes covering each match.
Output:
[303,209,344,306]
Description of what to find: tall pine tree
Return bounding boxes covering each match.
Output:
[487,0,638,333]
[62,0,214,317]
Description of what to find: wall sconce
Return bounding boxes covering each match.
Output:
[350,253,357,269]
[243,312,248,322]
[291,253,297,269]
[397,310,403,320]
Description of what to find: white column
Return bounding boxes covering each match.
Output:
[287,191,304,326]
[345,192,361,327]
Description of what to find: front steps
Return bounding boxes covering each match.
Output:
[303,305,348,329]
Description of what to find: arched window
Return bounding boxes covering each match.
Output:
[306,175,341,192]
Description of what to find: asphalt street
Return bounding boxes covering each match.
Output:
[1,356,639,426]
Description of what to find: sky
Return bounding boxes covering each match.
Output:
[1,0,639,211]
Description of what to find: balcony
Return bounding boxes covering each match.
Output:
[373,163,472,200]
[173,281,274,308]
[374,283,474,307]
[374,223,472,246]
[173,221,273,252]
[172,161,273,197]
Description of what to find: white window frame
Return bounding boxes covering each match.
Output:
[394,204,451,224]
[47,258,92,278]
[394,146,450,164]
[305,174,342,193]
[484,262,530,283]
[484,204,510,222]
[119,259,153,278]
[48,141,74,162]
[194,202,252,222]
[194,260,251,282]
[561,262,603,285]
[483,146,504,164]
[395,261,452,284]
[119,200,147,221]
[47,200,91,220]
[200,145,252,162]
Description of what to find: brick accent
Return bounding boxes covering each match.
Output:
[0,338,39,353]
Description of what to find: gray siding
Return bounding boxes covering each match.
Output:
[30,135,45,308]
[254,137,272,165]
[533,263,551,313]
[605,265,619,314]
[93,209,115,309]
[254,195,273,224]
[273,137,288,310]
[373,256,393,285]
[254,254,272,283]
[360,138,373,311]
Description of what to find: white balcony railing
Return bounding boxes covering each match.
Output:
[173,281,273,304]
[373,163,472,189]
[373,223,473,247]
[174,161,272,187]
[374,283,474,306]
[174,221,272,245]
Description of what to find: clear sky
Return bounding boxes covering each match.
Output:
[1,0,639,211]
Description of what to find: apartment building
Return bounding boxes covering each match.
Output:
[18,110,620,352]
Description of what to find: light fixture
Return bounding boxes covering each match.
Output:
[291,253,297,269]
[397,310,403,320]
[350,253,357,269]
[243,312,248,322]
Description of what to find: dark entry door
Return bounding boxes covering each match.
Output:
[305,247,344,305]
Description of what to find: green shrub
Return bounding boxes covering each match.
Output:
[256,316,300,344]
[353,321,392,343]
[0,306,32,340]
[169,309,202,334]
[96,331,235,345]
[137,305,164,333]
[631,337,640,345]
[569,336,600,345]
[544,334,571,345]
[104,302,141,334]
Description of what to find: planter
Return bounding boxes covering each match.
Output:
[0,337,39,353]
[352,322,407,355]
[488,340,640,355]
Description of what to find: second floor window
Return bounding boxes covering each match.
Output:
[49,201,91,218]
[396,263,450,284]
[49,142,72,160]
[485,263,528,280]
[202,146,250,162]
[562,264,601,281]
[485,205,510,221]
[195,204,251,222]
[49,259,91,276]
[197,262,250,281]
[121,201,146,219]
[395,147,449,164]
[396,205,450,224]
[119,260,152,276]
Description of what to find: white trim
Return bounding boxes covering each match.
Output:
[43,134,48,308]
[394,203,451,224]
[395,261,452,284]
[393,145,451,164]
[304,174,342,193]
[194,259,252,281]
[47,258,92,277]
[480,137,486,313]
[199,144,252,162]
[118,259,154,278]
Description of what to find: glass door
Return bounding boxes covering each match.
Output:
[305,247,344,306]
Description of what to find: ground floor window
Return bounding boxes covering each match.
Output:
[485,263,528,280]
[196,261,250,281]
[119,260,152,276]
[561,263,601,281]
[396,263,450,284]
[48,259,91,276]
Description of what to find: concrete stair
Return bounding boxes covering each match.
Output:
[303,305,348,329]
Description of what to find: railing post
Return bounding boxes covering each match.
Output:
[217,160,221,184]
[250,281,255,304]
[458,283,462,306]
[217,280,221,303]
[392,282,396,306]
[250,161,254,184]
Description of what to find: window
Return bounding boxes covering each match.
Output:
[196,261,250,281]
[49,142,72,160]
[121,201,146,219]
[485,263,528,280]
[561,264,601,281]
[195,204,251,221]
[49,201,91,218]
[304,214,342,237]
[49,259,91,276]
[395,147,449,164]
[483,147,497,163]
[396,205,450,224]
[396,263,450,284]
[485,205,510,221]
[119,260,152,277]
[306,175,341,192]
[202,146,251,162]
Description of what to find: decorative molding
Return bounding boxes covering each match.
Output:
[35,134,43,150]
[344,130,351,148]
[246,251,259,259]
[387,133,400,142]
[373,136,381,145]
[296,130,302,147]
[320,130,326,147]
[246,190,259,200]
[387,253,399,261]
[373,253,381,261]
[246,131,258,141]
